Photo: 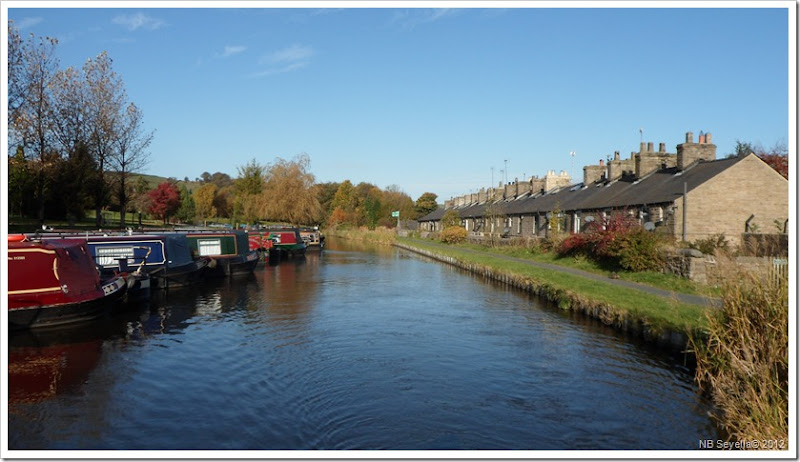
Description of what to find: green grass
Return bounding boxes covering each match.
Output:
[398,237,710,334]
[443,240,718,297]
[8,212,163,233]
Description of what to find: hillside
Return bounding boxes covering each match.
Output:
[127,172,203,193]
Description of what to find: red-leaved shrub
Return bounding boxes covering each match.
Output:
[557,214,664,271]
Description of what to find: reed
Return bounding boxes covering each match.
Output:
[325,226,397,244]
[690,254,789,445]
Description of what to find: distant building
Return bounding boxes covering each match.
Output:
[419,132,788,246]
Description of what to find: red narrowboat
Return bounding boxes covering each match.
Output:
[8,235,127,330]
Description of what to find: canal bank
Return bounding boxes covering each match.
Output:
[389,238,716,353]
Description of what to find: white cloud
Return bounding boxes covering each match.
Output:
[391,8,460,29]
[222,45,247,57]
[265,44,314,64]
[14,17,43,30]
[251,44,313,78]
[248,61,309,78]
[112,12,165,31]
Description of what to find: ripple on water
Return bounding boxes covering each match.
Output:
[7,239,719,450]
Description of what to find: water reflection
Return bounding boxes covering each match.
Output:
[7,238,720,450]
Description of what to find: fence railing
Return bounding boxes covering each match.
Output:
[772,258,789,286]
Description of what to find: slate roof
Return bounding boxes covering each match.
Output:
[420,155,749,221]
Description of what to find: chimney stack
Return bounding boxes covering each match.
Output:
[677,131,716,169]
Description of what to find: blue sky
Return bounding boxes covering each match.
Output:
[4,3,793,202]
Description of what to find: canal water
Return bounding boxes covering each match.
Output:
[7,238,720,451]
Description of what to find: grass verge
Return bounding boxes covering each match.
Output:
[397,237,709,338]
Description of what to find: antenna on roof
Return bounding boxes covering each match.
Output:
[570,151,576,181]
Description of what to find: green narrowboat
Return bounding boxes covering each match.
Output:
[186,230,259,277]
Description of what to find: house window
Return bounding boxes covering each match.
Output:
[198,238,222,256]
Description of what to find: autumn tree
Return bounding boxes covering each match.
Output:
[757,141,789,179]
[314,181,340,220]
[148,181,181,225]
[328,180,357,226]
[259,153,322,225]
[194,183,218,226]
[354,182,383,229]
[379,184,415,228]
[732,139,789,179]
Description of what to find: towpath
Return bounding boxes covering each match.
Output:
[394,240,722,308]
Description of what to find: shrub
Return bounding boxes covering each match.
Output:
[614,228,664,272]
[691,258,788,442]
[690,233,729,255]
[441,209,462,229]
[556,213,665,271]
[440,226,467,244]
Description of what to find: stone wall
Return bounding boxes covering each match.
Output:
[683,154,788,246]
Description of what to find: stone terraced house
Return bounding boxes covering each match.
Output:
[418,132,789,246]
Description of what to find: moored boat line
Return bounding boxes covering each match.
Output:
[9,226,319,331]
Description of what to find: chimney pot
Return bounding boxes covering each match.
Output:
[686,132,694,143]
[705,132,712,143]
[659,142,666,153]
[647,142,654,152]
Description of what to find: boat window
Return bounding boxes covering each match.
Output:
[96,246,135,266]
[198,239,222,256]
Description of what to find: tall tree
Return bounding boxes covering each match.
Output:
[193,183,218,226]
[259,153,322,225]
[175,183,196,224]
[8,26,60,223]
[380,184,415,228]
[314,181,341,222]
[415,192,439,217]
[84,51,127,227]
[50,65,90,157]
[233,158,266,224]
[112,102,153,227]
[52,142,98,223]
[331,179,356,212]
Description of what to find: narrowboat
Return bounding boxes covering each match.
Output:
[299,227,325,250]
[185,230,259,277]
[265,228,307,259]
[8,235,127,330]
[88,233,210,289]
[37,232,209,290]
